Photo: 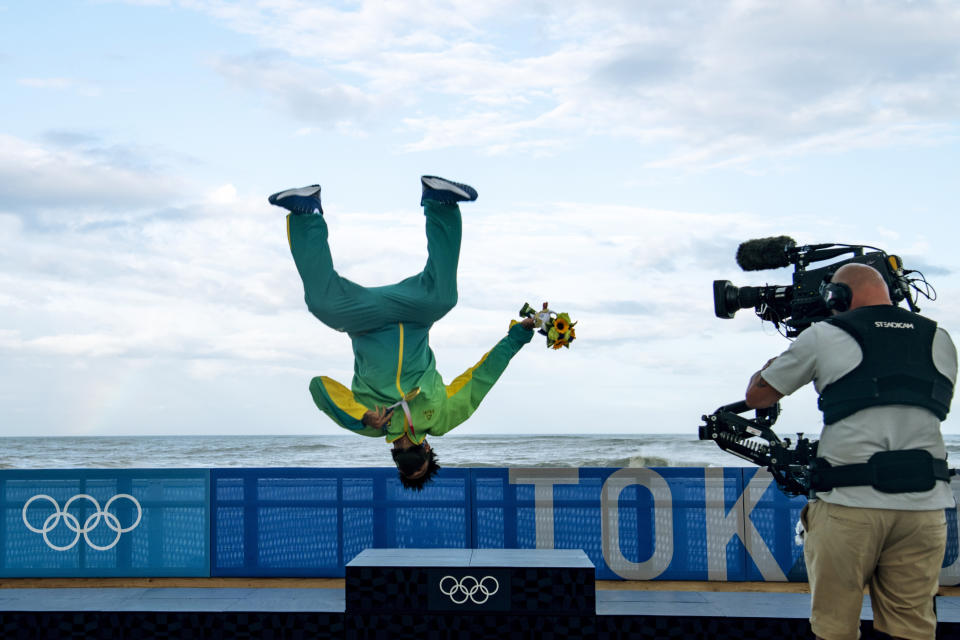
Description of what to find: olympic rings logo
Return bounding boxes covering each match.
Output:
[438,575,500,605]
[21,494,142,551]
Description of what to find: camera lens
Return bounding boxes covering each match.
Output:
[714,280,766,318]
[713,280,739,318]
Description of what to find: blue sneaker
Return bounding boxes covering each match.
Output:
[420,176,478,205]
[268,184,323,215]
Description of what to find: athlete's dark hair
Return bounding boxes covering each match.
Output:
[391,446,441,491]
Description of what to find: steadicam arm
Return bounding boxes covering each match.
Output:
[699,401,817,497]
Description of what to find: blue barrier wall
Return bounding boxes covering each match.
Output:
[211,468,473,577]
[3,467,960,582]
[1,470,209,577]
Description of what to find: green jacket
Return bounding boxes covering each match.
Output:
[309,321,534,443]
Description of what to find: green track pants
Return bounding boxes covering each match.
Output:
[287,201,462,334]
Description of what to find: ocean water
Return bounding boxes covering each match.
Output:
[3,433,960,469]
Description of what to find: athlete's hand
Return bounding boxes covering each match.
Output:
[520,316,535,330]
[362,406,394,430]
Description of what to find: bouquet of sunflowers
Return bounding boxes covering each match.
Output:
[520,302,577,349]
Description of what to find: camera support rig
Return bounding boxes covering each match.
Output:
[699,401,818,497]
[702,237,939,494]
[714,241,925,338]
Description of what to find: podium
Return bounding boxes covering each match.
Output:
[346,548,596,639]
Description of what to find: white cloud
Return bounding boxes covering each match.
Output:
[4,172,960,434]
[0,155,753,367]
[161,0,960,166]
[0,134,184,214]
[5,1,960,437]
[206,183,238,204]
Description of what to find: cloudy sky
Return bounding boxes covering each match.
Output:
[2,0,959,438]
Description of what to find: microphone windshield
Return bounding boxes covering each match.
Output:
[735,236,797,271]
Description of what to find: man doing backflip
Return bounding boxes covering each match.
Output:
[745,263,957,640]
[269,176,535,490]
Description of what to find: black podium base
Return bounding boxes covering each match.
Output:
[0,611,345,640]
[346,549,595,618]
[4,551,960,639]
[5,609,953,640]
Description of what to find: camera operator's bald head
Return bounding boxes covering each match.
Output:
[832,263,892,310]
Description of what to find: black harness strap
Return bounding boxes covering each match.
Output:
[812,449,953,494]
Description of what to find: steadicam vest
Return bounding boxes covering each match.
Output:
[817,305,953,425]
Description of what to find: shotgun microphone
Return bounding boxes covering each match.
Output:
[735,236,798,271]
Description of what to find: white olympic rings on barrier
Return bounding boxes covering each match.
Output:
[21,494,142,551]
[438,575,500,605]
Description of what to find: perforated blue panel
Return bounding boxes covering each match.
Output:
[206,467,960,581]
[741,467,807,581]
[208,468,765,580]
[4,467,958,582]
[472,468,726,580]
[210,468,472,577]
[0,470,209,577]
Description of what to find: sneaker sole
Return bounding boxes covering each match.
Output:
[421,177,472,200]
[269,185,321,203]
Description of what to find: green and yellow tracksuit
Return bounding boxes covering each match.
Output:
[287,201,533,444]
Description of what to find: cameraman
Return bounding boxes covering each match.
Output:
[745,263,957,640]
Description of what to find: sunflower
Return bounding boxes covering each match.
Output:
[518,303,577,349]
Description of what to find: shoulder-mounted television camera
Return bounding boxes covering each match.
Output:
[701,236,936,496]
[713,236,930,338]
